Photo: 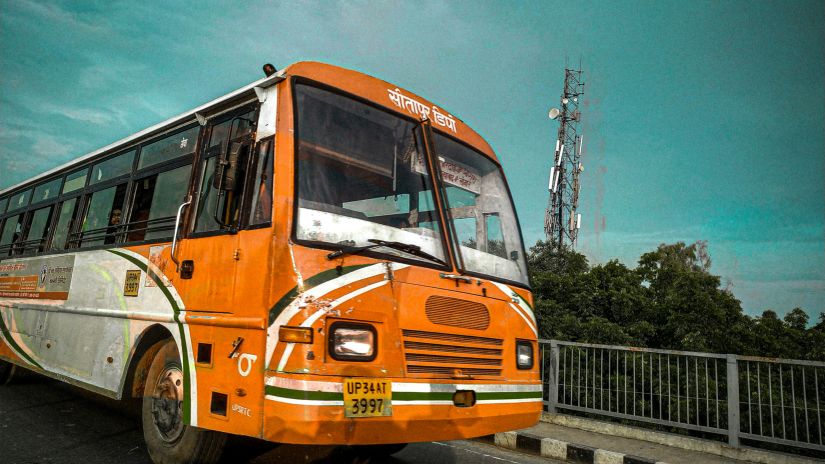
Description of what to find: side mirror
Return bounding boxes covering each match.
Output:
[212,142,243,191]
[510,250,519,261]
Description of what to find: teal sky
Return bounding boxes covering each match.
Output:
[1,1,823,319]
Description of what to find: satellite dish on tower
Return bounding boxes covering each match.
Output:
[548,108,561,120]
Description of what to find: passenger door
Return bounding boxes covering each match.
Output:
[172,106,258,313]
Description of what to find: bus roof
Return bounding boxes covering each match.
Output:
[1,61,496,196]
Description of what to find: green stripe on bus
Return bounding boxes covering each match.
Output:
[392,391,541,401]
[0,313,42,369]
[391,391,454,401]
[106,249,192,424]
[265,385,343,401]
[267,264,373,325]
[476,391,542,400]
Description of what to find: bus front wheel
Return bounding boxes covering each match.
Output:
[141,339,226,464]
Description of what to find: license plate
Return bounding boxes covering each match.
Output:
[343,378,392,417]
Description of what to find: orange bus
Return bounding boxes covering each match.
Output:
[0,61,540,463]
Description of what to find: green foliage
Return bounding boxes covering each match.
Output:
[529,240,823,360]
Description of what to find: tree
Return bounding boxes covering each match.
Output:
[529,242,640,344]
[806,313,825,360]
[528,239,821,360]
[784,308,809,330]
[529,241,594,341]
[636,242,750,353]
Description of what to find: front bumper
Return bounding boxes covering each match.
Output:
[262,374,543,445]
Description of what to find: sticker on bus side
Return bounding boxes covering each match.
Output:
[146,245,173,287]
[0,255,75,300]
[123,270,141,297]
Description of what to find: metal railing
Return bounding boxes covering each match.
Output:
[540,340,825,452]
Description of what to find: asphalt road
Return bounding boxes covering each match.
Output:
[0,372,558,464]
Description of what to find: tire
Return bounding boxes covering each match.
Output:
[141,339,226,464]
[0,359,17,385]
[353,443,408,458]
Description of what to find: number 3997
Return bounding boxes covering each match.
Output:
[351,398,384,415]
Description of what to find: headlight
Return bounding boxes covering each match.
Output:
[329,322,377,361]
[516,340,533,369]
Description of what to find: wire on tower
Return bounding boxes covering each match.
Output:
[544,67,585,249]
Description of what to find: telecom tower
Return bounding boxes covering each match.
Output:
[544,68,585,249]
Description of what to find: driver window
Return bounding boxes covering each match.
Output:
[193,108,256,233]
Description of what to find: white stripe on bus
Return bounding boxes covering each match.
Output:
[276,280,389,371]
[265,395,344,406]
[265,263,394,366]
[508,302,538,337]
[264,377,542,394]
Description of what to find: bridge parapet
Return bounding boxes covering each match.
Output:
[539,340,825,454]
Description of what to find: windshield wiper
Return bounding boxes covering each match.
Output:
[327,238,447,266]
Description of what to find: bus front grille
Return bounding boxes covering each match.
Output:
[424,296,490,330]
[401,329,503,378]
[406,366,502,376]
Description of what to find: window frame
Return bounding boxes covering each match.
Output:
[288,77,531,290]
[136,124,201,171]
[188,103,261,239]
[30,176,64,208]
[47,195,82,253]
[88,148,137,187]
[6,188,33,215]
[17,203,57,255]
[243,136,275,230]
[62,167,91,195]
[73,181,130,249]
[0,212,25,257]
[124,157,195,244]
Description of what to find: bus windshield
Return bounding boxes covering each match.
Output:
[294,83,529,285]
[294,84,449,266]
[432,133,529,285]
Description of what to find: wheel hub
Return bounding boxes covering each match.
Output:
[150,367,184,443]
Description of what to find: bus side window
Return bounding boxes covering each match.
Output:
[20,205,55,254]
[0,214,24,256]
[248,138,274,226]
[194,155,223,233]
[127,164,191,242]
[50,198,79,251]
[77,184,127,247]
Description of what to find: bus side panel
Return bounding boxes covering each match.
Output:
[171,234,239,313]
[188,323,266,438]
[0,249,188,395]
[234,228,274,318]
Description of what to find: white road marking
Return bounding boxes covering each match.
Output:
[432,441,524,464]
